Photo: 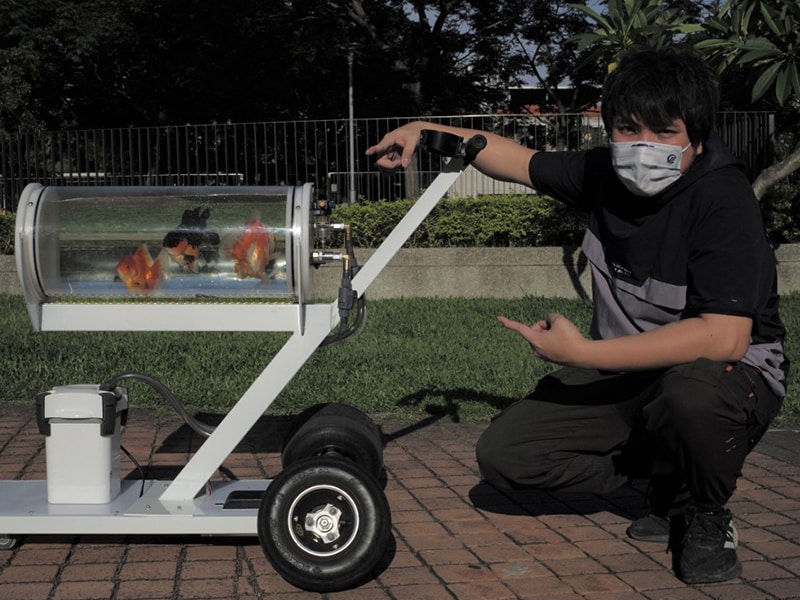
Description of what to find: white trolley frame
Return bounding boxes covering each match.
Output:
[0,157,468,539]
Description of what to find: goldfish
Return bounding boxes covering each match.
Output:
[163,236,201,271]
[114,244,162,294]
[163,207,220,272]
[226,218,277,280]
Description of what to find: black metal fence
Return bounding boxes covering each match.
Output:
[0,112,774,211]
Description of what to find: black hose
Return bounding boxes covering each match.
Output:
[320,296,367,347]
[100,373,216,438]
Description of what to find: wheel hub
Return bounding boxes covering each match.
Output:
[305,503,342,543]
[288,483,360,557]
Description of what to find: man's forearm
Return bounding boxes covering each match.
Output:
[570,314,752,371]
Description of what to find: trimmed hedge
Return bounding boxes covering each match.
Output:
[332,194,586,248]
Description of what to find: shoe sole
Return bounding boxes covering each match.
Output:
[677,560,742,584]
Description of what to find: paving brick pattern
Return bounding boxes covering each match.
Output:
[0,407,799,600]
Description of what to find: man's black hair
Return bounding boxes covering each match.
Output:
[601,47,720,146]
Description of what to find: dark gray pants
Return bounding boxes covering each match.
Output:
[475,359,781,510]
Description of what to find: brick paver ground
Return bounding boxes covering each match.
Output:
[0,406,798,600]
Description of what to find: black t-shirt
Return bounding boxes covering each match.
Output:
[529,134,787,398]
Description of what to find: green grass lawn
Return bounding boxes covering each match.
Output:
[1,292,798,427]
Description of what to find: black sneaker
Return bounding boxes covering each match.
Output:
[627,476,690,543]
[627,513,670,542]
[675,507,741,584]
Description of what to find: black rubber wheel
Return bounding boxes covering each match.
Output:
[258,456,392,592]
[0,535,17,551]
[281,403,383,479]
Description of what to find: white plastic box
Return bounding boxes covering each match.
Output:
[36,384,128,504]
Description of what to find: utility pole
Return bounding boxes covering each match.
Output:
[348,48,356,205]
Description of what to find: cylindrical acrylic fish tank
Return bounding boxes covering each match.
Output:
[16,184,315,307]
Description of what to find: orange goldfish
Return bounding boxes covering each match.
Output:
[226,218,277,280]
[114,244,162,293]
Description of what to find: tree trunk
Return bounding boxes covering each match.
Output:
[752,146,800,200]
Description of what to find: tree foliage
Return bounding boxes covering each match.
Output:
[0,0,132,132]
[1,0,799,199]
[570,0,705,72]
[695,0,800,199]
[500,1,604,113]
[0,0,551,132]
[0,0,620,133]
[697,0,800,105]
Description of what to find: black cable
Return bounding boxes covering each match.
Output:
[120,443,146,497]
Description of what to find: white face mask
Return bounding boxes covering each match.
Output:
[611,140,692,197]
